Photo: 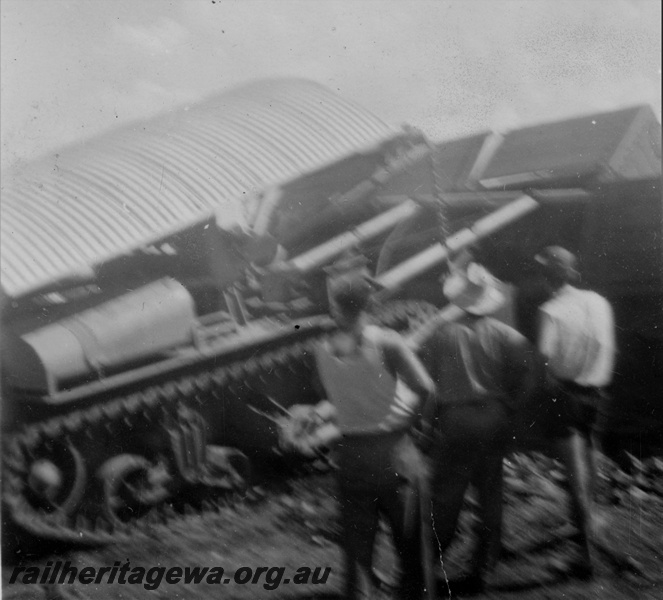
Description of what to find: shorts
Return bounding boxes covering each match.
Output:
[518,380,603,441]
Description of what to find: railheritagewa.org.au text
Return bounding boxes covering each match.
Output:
[9,561,332,591]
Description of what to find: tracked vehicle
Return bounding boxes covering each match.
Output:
[0,174,541,547]
[2,80,661,547]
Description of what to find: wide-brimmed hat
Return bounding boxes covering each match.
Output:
[535,246,580,284]
[443,262,505,316]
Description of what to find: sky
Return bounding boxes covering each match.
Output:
[1,0,661,172]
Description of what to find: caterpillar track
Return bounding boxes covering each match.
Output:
[2,300,438,547]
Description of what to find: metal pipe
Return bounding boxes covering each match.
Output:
[377,188,590,210]
[286,199,420,273]
[375,194,539,292]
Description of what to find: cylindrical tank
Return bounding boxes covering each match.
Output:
[3,278,196,395]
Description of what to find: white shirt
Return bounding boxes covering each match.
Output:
[538,284,615,387]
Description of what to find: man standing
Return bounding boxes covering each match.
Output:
[533,245,616,579]
[314,263,436,600]
[417,261,537,595]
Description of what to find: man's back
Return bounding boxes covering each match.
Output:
[419,316,534,412]
[538,284,615,388]
[315,325,398,434]
[315,324,434,435]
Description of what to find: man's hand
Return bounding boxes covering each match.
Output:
[278,402,340,457]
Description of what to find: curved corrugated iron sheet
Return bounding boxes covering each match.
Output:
[1,78,397,297]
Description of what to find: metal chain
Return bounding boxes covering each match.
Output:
[428,142,451,242]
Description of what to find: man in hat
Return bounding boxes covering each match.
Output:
[313,263,436,600]
[532,245,616,579]
[417,261,538,595]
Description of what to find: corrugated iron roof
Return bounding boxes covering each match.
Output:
[1,78,397,297]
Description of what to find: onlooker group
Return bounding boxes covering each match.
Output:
[310,245,616,598]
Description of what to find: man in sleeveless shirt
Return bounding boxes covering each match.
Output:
[417,262,538,596]
[314,267,436,600]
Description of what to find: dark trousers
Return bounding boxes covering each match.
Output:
[336,434,424,600]
[427,399,510,577]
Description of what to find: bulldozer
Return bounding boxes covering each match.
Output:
[1,79,661,549]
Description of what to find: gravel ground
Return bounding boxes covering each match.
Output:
[3,452,662,600]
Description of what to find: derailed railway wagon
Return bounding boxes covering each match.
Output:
[1,79,661,549]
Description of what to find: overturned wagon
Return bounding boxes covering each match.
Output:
[1,79,661,547]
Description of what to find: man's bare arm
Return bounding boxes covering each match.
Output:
[382,330,436,399]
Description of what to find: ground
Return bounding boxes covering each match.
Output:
[2,452,662,600]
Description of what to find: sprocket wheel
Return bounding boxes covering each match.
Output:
[97,454,172,524]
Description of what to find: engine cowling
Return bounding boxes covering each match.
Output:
[2,278,196,396]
